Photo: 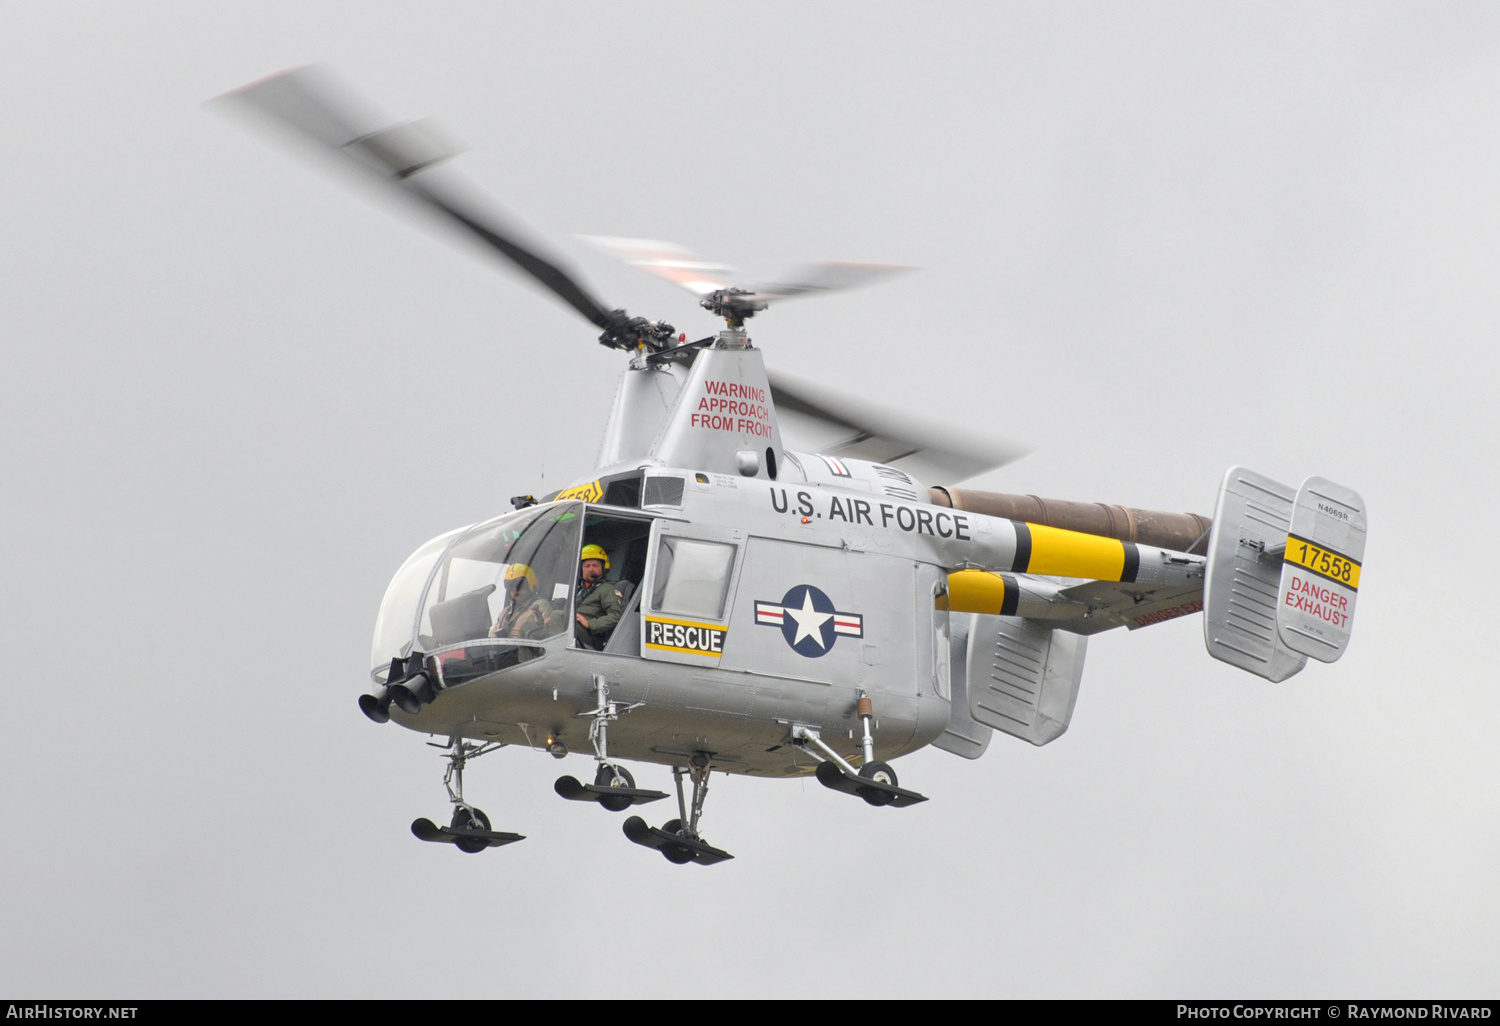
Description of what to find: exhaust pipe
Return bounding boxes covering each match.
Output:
[930,487,1211,555]
[358,686,394,724]
[364,653,438,721]
[388,671,436,715]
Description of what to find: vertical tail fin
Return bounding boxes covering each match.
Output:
[1203,467,1366,681]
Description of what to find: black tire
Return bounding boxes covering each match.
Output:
[451,805,492,831]
[451,806,491,854]
[594,763,636,788]
[858,761,897,807]
[595,763,636,812]
[659,819,695,863]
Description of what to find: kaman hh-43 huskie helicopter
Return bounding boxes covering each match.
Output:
[227,68,1368,865]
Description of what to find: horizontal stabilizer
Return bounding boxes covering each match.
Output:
[1055,578,1205,635]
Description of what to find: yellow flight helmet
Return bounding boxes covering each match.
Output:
[504,563,538,590]
[579,544,610,569]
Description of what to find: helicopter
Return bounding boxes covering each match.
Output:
[225,68,1369,866]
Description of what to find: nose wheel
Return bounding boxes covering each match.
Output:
[410,736,525,853]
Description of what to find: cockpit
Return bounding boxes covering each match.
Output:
[370,502,653,688]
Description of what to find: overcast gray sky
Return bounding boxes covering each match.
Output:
[2,1,1497,999]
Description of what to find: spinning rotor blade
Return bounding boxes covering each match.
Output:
[743,262,910,304]
[585,236,910,320]
[768,371,1030,484]
[219,67,639,341]
[581,237,735,298]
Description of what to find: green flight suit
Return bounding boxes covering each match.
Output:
[574,577,626,649]
[492,596,565,640]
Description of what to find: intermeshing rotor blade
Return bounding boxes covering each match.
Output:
[218,66,621,334]
[584,237,911,318]
[406,180,617,330]
[745,262,911,304]
[767,370,1030,484]
[580,237,735,298]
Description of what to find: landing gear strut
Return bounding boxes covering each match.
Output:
[794,707,928,808]
[410,736,525,852]
[553,675,668,811]
[623,752,734,865]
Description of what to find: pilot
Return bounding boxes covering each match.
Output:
[574,543,625,650]
[489,563,565,640]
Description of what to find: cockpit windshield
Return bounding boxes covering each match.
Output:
[369,502,584,680]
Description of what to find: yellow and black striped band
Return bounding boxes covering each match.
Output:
[1010,522,1140,583]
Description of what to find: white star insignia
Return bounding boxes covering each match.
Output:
[785,588,832,649]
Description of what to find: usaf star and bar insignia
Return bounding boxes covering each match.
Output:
[754,584,863,658]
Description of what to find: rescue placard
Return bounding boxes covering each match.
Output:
[644,616,727,657]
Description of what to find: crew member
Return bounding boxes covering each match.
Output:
[574,544,625,649]
[490,563,565,640]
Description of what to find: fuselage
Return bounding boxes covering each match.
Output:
[369,454,1204,776]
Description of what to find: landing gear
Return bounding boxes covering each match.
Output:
[622,753,734,866]
[449,805,493,853]
[553,675,668,812]
[410,736,525,852]
[653,820,695,864]
[794,708,928,808]
[856,761,899,807]
[594,763,636,812]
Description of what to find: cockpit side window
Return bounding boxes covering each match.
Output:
[416,504,583,648]
[651,537,737,620]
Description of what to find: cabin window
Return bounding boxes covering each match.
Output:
[651,538,736,620]
[603,475,642,508]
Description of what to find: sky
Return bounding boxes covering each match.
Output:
[2,1,1497,999]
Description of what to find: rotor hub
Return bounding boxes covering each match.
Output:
[701,288,768,327]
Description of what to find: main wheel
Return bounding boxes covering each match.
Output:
[595,763,636,813]
[858,761,898,807]
[452,806,491,853]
